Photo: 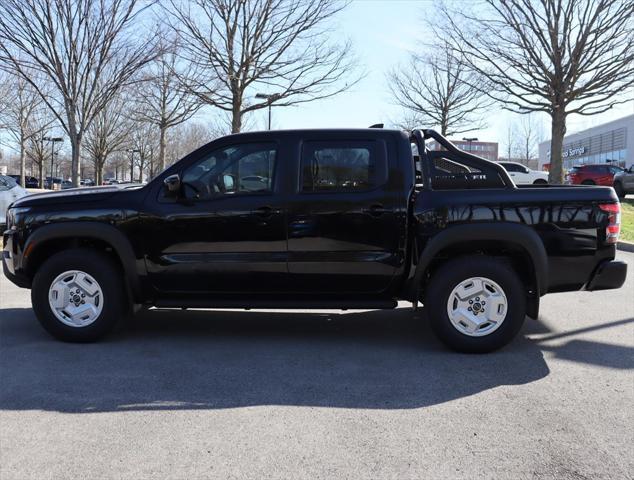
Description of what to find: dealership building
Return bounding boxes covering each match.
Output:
[427,139,498,162]
[538,113,634,171]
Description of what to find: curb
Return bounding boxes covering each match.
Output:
[617,241,634,253]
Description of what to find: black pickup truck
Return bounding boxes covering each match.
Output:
[2,128,627,352]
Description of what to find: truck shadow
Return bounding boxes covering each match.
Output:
[0,307,630,413]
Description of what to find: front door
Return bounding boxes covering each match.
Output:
[145,141,288,294]
[286,137,403,294]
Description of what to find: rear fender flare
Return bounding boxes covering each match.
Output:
[413,222,548,313]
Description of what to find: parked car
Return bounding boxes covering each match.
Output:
[61,180,74,190]
[8,174,40,189]
[613,166,634,198]
[2,128,627,352]
[81,179,95,187]
[497,162,549,185]
[566,164,624,186]
[44,177,63,189]
[0,175,28,229]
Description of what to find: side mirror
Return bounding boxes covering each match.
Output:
[163,174,181,195]
[221,173,236,192]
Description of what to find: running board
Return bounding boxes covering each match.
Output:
[153,298,398,310]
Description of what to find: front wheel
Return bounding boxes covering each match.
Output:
[533,179,548,185]
[31,249,126,342]
[425,256,527,353]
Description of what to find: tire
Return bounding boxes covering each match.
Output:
[533,179,548,185]
[581,179,595,185]
[425,256,527,353]
[613,182,625,199]
[31,248,126,342]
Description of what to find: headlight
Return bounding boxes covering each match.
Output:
[6,207,31,230]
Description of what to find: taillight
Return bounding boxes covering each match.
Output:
[599,203,621,244]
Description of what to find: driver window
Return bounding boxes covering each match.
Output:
[182,143,277,200]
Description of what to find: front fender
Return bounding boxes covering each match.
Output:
[23,221,144,300]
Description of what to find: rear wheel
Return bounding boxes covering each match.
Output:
[581,179,595,185]
[533,179,548,185]
[425,256,527,353]
[31,249,126,342]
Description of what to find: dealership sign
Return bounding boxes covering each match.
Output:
[562,146,586,158]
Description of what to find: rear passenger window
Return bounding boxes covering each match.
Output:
[301,140,386,192]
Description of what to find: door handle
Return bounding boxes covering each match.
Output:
[253,205,281,217]
[362,204,391,216]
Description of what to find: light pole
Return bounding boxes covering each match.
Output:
[127,148,140,182]
[255,93,279,130]
[43,136,63,189]
[462,137,478,153]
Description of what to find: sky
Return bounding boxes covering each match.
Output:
[1,0,633,161]
[248,0,634,147]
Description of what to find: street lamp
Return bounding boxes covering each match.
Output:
[462,137,478,153]
[43,136,63,189]
[255,93,279,130]
[127,148,140,182]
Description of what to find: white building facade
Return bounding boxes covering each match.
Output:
[538,114,634,171]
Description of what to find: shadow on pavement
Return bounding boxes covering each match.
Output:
[1,306,628,413]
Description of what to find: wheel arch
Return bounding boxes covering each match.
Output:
[412,223,548,318]
[22,222,143,301]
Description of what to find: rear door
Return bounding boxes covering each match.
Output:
[286,134,404,294]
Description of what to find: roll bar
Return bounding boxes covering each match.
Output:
[410,128,515,189]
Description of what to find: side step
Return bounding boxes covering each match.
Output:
[154,298,398,310]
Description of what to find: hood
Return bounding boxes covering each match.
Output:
[10,185,124,208]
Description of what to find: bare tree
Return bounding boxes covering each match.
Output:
[85,95,131,185]
[516,114,543,165]
[25,135,48,188]
[442,0,634,183]
[501,122,518,161]
[388,44,489,135]
[0,0,159,186]
[164,121,218,165]
[133,34,202,172]
[0,73,51,186]
[168,0,359,133]
[129,120,158,182]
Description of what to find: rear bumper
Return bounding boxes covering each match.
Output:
[585,260,627,291]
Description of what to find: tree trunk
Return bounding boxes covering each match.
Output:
[96,156,103,185]
[38,162,43,189]
[130,155,134,182]
[440,109,449,136]
[159,123,167,171]
[70,134,82,187]
[231,97,242,133]
[548,107,567,184]
[19,137,26,188]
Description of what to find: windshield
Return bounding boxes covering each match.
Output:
[0,175,18,190]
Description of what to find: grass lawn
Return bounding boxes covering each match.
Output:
[620,198,634,243]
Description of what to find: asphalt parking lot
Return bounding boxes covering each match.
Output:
[1,253,633,480]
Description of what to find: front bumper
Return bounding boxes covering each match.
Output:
[585,260,627,291]
[2,230,30,288]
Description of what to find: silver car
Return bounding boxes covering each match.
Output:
[613,166,634,198]
[0,174,28,229]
